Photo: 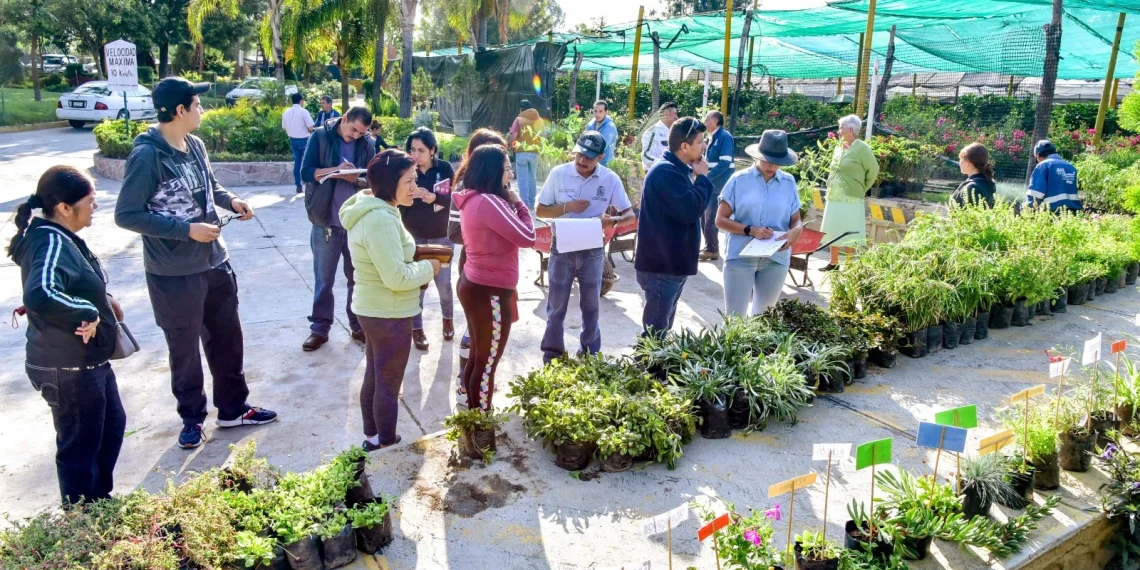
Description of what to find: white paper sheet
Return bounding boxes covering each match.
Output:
[1083,333,1103,366]
[1048,358,1071,378]
[812,443,852,461]
[738,231,787,258]
[552,218,604,253]
[641,504,690,536]
[317,168,367,183]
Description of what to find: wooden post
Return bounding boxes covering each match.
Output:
[1115,351,1123,425]
[1111,79,1120,108]
[1022,395,1030,471]
[769,76,775,96]
[869,446,877,539]
[667,513,673,570]
[713,537,722,570]
[1094,12,1126,146]
[837,77,844,96]
[855,0,878,117]
[786,485,796,569]
[721,0,734,113]
[651,32,661,110]
[932,426,946,483]
[1008,74,1015,96]
[954,409,962,494]
[1025,0,1064,184]
[426,44,431,56]
[458,39,462,54]
[627,6,645,120]
[746,37,755,84]
[911,73,916,97]
[568,50,584,112]
[823,451,833,538]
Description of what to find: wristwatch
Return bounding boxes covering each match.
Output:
[743,225,752,237]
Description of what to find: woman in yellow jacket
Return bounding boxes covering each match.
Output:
[340,149,441,451]
[821,114,879,271]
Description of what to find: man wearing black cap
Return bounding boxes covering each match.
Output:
[634,117,714,338]
[535,131,634,363]
[509,99,546,210]
[1028,140,1082,212]
[115,77,278,450]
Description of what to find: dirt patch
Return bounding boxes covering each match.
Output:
[443,474,526,518]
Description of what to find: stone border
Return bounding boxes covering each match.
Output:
[0,121,68,134]
[93,153,294,186]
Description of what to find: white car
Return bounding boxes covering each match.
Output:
[224,77,299,106]
[41,54,79,73]
[56,81,157,129]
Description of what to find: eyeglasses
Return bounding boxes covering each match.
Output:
[218,215,240,228]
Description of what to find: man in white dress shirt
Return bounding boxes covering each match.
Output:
[641,102,678,169]
[281,92,315,193]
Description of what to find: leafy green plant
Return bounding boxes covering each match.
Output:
[233,530,276,568]
[93,119,150,159]
[999,400,1058,463]
[595,423,647,459]
[959,453,1020,511]
[694,501,781,570]
[443,409,507,442]
[794,529,841,561]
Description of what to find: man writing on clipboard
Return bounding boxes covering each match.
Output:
[300,106,376,351]
[535,131,635,364]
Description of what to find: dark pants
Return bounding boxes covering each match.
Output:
[358,316,412,445]
[458,275,515,411]
[702,187,722,253]
[541,247,604,363]
[413,237,454,330]
[146,263,250,425]
[636,270,688,338]
[310,225,361,337]
[26,363,126,506]
[290,137,308,188]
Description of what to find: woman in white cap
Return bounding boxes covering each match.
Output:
[714,129,804,315]
[821,115,878,271]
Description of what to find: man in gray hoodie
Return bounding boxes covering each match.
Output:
[115,77,278,450]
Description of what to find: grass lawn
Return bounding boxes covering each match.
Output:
[0,88,63,126]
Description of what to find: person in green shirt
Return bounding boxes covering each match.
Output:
[821,114,879,271]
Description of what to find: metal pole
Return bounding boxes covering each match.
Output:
[866,60,879,141]
[912,74,916,97]
[123,91,130,138]
[627,5,645,121]
[1094,12,1126,146]
[596,70,602,103]
[855,0,878,117]
[837,77,843,96]
[721,0,734,113]
[853,33,866,111]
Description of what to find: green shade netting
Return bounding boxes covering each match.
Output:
[418,0,1140,81]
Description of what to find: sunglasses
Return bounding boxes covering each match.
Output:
[218,215,240,228]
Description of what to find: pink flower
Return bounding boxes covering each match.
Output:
[764,504,782,521]
[828,131,837,139]
[744,529,762,545]
[994,139,1005,151]
[1088,128,1097,135]
[1071,132,1081,140]
[945,144,957,155]
[1013,130,1025,140]
[936,117,945,126]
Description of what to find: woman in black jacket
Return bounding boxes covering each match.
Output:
[8,165,126,507]
[952,143,997,208]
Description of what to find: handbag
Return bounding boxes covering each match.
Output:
[111,322,140,360]
[414,244,455,267]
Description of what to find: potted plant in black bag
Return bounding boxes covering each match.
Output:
[1052,394,1096,473]
[958,453,1019,519]
[676,360,733,439]
[793,529,841,570]
[1000,402,1059,492]
[350,495,395,554]
[444,408,507,464]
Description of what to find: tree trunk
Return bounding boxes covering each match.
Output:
[272,0,284,81]
[373,31,386,105]
[728,10,752,133]
[874,25,897,125]
[339,52,350,111]
[399,0,417,118]
[31,33,41,102]
[568,50,584,111]
[1027,0,1063,183]
[159,40,170,78]
[478,14,488,49]
[650,33,660,110]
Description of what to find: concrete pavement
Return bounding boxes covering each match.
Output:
[0,127,1135,569]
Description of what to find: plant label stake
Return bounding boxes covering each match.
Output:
[1010,385,1046,469]
[642,504,689,570]
[934,405,977,493]
[978,429,1015,456]
[769,472,818,568]
[916,422,967,486]
[1047,353,1071,427]
[855,438,892,539]
[698,513,730,570]
[812,443,851,540]
[1113,340,1127,425]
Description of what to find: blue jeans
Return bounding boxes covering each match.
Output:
[26,363,125,506]
[636,270,688,338]
[309,225,360,336]
[290,137,308,188]
[541,247,604,362]
[413,237,454,330]
[723,257,789,316]
[515,152,539,210]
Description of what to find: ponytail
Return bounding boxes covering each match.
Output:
[981,163,995,184]
[6,166,95,258]
[959,143,995,184]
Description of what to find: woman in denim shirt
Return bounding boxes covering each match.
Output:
[715,130,804,315]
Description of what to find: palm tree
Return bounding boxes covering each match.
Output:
[429,0,522,51]
[262,0,286,80]
[365,0,392,109]
[292,0,369,110]
[187,0,239,71]
[397,0,416,117]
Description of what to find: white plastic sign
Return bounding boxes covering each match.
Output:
[1083,333,1103,366]
[104,40,139,93]
[1049,358,1071,378]
[812,443,852,461]
[598,563,650,570]
[641,504,689,536]
[1135,313,1139,326]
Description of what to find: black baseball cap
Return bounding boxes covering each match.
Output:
[152,77,210,115]
[1034,140,1057,157]
[573,131,607,159]
[519,99,533,110]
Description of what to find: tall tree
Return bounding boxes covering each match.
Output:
[257,0,285,78]
[292,0,368,109]
[188,0,239,70]
[1,0,52,100]
[365,0,392,105]
[666,0,727,16]
[147,0,190,77]
[397,0,416,117]
[1027,0,1063,182]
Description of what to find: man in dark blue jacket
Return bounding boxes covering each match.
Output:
[700,110,735,261]
[634,117,714,338]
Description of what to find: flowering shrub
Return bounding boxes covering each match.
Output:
[1097,439,1140,539]
[694,501,781,570]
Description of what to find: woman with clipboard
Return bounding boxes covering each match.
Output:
[400,127,457,351]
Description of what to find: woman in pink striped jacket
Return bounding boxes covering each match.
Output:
[453,144,536,412]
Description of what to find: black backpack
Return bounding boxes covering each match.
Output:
[303,130,333,228]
